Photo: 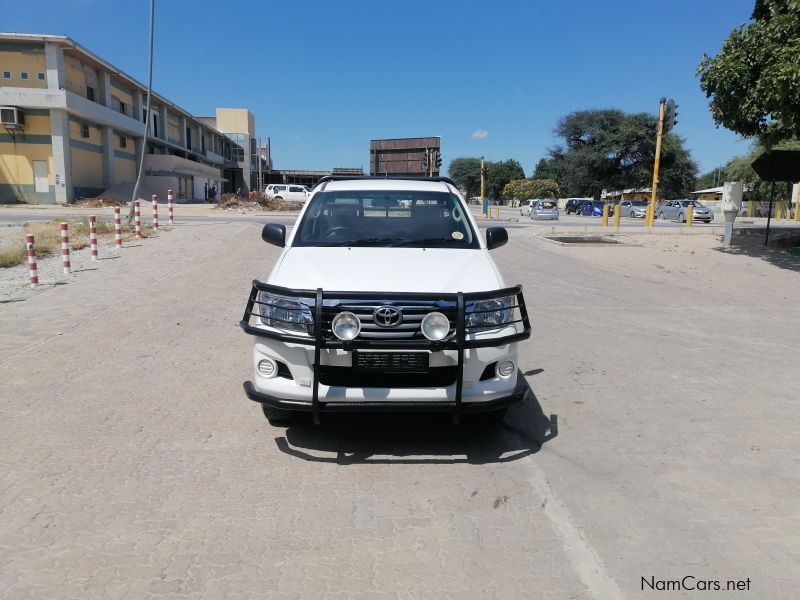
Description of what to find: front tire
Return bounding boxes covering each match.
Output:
[261,404,295,426]
[678,212,685,222]
[658,211,664,220]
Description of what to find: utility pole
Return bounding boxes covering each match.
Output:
[480,156,486,217]
[647,98,666,227]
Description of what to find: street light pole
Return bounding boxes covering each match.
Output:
[128,0,155,223]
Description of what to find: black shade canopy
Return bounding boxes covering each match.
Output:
[751,149,800,182]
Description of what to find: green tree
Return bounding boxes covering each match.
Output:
[532,157,565,183]
[447,158,482,198]
[543,109,697,199]
[698,0,800,145]
[502,178,562,202]
[486,159,525,202]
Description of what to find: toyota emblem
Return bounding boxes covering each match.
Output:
[373,306,403,328]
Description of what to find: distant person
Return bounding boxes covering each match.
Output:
[236,187,244,197]
[204,182,208,202]
[210,185,217,203]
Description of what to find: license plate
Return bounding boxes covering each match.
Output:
[353,352,429,372]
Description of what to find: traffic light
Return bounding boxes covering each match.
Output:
[421,148,430,174]
[664,99,678,133]
[434,150,442,171]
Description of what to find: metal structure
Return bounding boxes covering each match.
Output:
[370,137,441,177]
[240,280,531,424]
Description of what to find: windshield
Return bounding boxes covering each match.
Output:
[680,200,702,207]
[631,200,647,206]
[292,190,479,248]
[592,201,605,207]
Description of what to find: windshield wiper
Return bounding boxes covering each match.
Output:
[325,237,402,247]
[390,237,463,247]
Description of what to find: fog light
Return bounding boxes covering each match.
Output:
[258,358,277,378]
[421,311,450,341]
[497,360,515,378]
[332,311,361,340]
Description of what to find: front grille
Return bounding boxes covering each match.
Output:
[319,365,457,388]
[321,301,456,340]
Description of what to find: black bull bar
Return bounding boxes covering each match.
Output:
[240,281,531,424]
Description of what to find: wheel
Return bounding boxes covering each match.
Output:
[678,212,685,223]
[657,212,664,220]
[274,196,283,201]
[261,404,295,425]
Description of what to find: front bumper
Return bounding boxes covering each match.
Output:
[244,371,528,414]
[240,281,531,423]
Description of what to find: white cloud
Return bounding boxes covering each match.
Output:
[471,129,489,139]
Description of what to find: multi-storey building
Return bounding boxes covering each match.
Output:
[0,33,261,204]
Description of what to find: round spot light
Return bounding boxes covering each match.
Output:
[332,311,361,340]
[258,358,276,378]
[497,360,515,378]
[421,312,450,341]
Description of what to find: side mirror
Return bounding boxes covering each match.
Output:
[262,223,286,247]
[486,227,508,250]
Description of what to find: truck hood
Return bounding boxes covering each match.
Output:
[269,247,504,293]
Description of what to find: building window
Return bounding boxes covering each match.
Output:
[117,99,126,115]
[86,86,95,101]
[37,72,45,80]
[20,72,29,80]
[119,136,127,149]
[2,71,11,79]
[81,123,90,138]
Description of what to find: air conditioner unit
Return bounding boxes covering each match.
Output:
[0,106,26,130]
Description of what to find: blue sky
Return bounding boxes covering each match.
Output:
[6,0,757,175]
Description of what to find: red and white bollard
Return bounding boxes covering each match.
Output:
[167,189,174,226]
[134,200,142,239]
[88,215,98,260]
[26,234,38,288]
[151,194,159,231]
[60,222,71,274]
[114,207,122,249]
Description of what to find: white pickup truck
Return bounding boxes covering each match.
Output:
[240,176,531,424]
[265,184,310,202]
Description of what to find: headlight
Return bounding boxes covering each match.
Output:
[258,292,312,334]
[421,311,450,341]
[332,311,361,340]
[466,296,514,329]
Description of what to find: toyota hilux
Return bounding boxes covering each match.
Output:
[240,176,531,425]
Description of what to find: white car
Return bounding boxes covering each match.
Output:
[519,199,535,216]
[240,177,531,425]
[266,184,309,202]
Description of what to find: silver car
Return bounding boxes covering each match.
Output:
[618,200,648,218]
[530,199,559,221]
[657,199,714,222]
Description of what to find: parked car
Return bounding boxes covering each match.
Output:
[580,200,614,217]
[618,200,648,218]
[564,198,588,215]
[530,199,559,221]
[519,199,535,216]
[240,176,531,425]
[657,199,714,222]
[268,184,310,202]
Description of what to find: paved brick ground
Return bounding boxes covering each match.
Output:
[0,221,798,599]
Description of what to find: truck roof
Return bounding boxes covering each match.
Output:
[316,177,456,194]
